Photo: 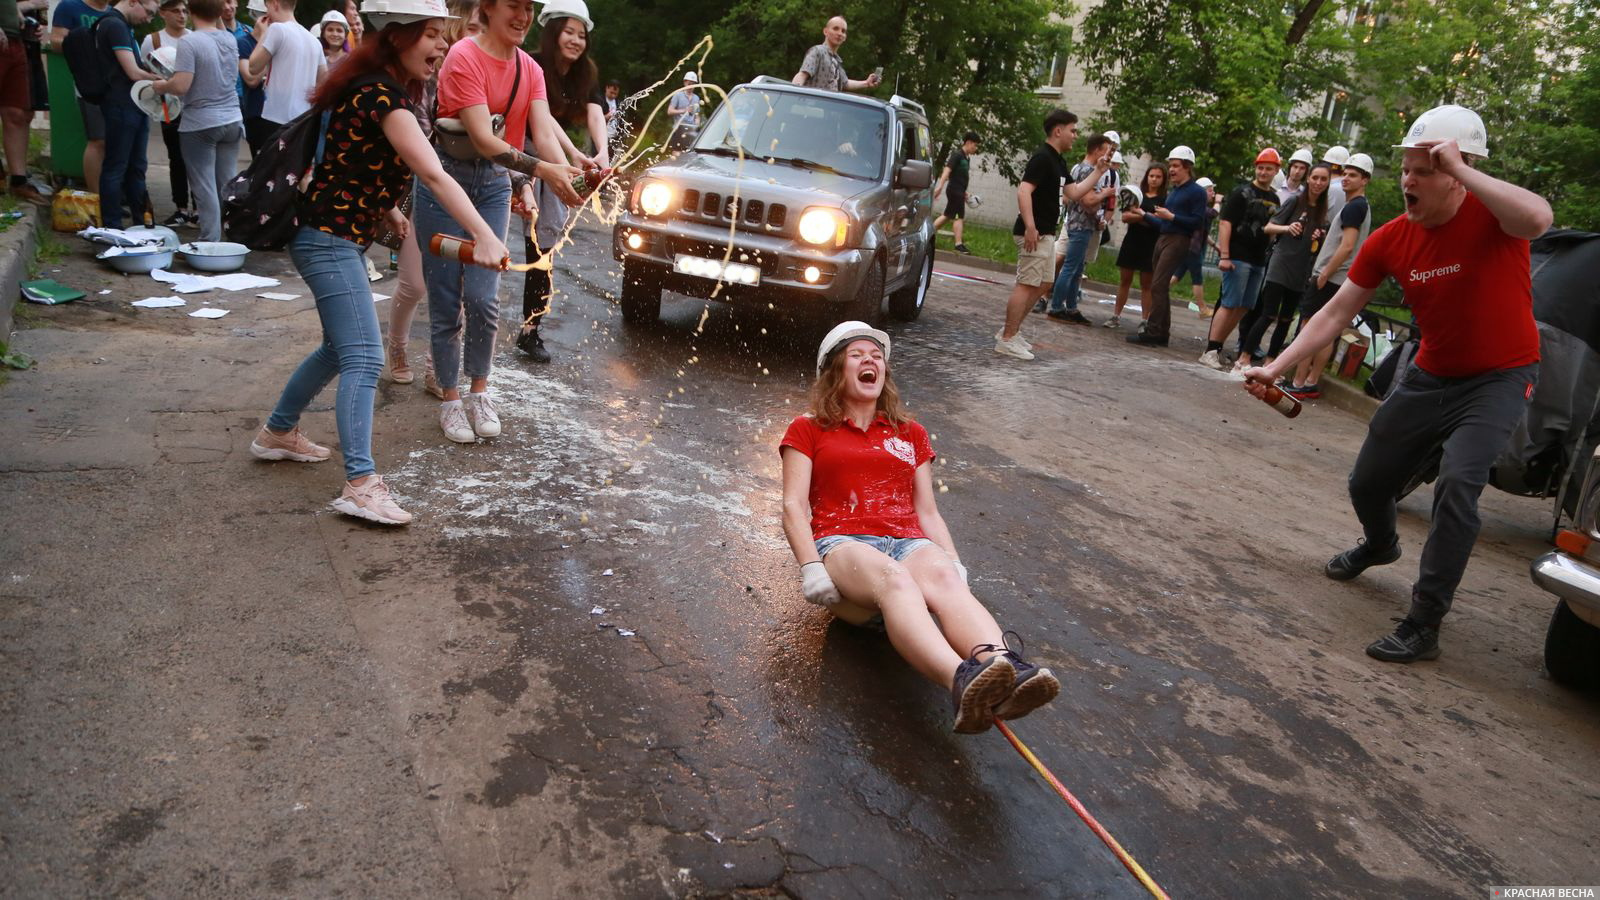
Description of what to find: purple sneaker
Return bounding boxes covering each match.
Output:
[950,652,1016,734]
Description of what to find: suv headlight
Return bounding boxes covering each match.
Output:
[638,181,674,216]
[798,207,847,246]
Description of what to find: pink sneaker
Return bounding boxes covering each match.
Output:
[331,475,413,525]
[250,425,332,463]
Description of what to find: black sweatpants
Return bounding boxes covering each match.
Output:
[1347,362,1538,627]
[520,234,551,331]
[160,118,189,210]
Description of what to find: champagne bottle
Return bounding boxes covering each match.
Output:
[570,166,613,200]
[1252,378,1303,418]
[428,233,476,264]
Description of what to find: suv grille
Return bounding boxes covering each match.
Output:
[676,189,787,233]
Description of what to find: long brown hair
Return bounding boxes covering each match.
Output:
[309,18,431,108]
[1141,163,1167,195]
[1292,163,1333,227]
[536,16,597,126]
[808,343,911,430]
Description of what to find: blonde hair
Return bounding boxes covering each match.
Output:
[807,344,910,430]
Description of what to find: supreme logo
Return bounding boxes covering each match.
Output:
[1409,263,1463,285]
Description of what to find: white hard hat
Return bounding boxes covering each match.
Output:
[1288,147,1314,167]
[1394,104,1489,158]
[246,0,265,13]
[817,320,891,375]
[315,9,348,38]
[1343,152,1375,175]
[1111,151,1124,165]
[1322,145,1349,166]
[1167,145,1196,164]
[537,0,593,31]
[1196,176,1214,188]
[682,71,698,83]
[1103,130,1122,147]
[359,0,456,29]
[148,44,179,77]
[129,81,182,121]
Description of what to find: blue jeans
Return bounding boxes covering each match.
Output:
[99,102,150,229]
[412,154,512,391]
[1218,259,1266,310]
[1047,228,1094,313]
[267,227,385,480]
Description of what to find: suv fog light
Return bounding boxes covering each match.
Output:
[803,265,821,283]
[626,232,644,250]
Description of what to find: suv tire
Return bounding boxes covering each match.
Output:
[1545,599,1600,691]
[889,245,932,321]
[851,256,884,324]
[620,258,662,326]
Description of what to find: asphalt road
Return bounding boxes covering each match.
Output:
[2,202,1598,897]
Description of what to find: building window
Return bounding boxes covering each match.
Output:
[1034,51,1069,93]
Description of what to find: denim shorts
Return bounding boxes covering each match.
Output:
[815,534,935,562]
[1182,248,1205,285]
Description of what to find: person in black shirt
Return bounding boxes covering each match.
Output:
[933,130,977,253]
[996,108,1108,360]
[96,0,160,228]
[1198,147,1280,370]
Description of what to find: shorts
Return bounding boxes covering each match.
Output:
[78,97,106,141]
[815,534,935,562]
[1182,247,1204,286]
[0,38,28,110]
[942,190,965,219]
[1013,233,1056,287]
[1298,278,1339,320]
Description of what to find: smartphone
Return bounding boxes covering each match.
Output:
[872,66,884,82]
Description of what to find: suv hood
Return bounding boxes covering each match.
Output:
[644,152,880,207]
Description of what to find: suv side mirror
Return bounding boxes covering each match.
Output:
[896,160,932,190]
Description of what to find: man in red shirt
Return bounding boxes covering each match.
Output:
[1243,105,1553,663]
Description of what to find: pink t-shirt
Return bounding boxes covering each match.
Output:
[435,37,545,149]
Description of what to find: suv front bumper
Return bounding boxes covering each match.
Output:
[613,215,871,305]
[1531,551,1600,625]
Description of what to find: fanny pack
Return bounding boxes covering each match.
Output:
[434,50,522,161]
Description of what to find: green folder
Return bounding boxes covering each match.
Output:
[20,280,86,305]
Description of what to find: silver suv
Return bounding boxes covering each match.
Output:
[612,78,935,326]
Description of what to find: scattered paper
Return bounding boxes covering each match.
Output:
[79,226,165,247]
[258,292,301,301]
[189,307,230,318]
[152,269,280,293]
[590,606,606,615]
[602,568,614,577]
[616,628,635,637]
[98,289,113,295]
[132,296,185,308]
[371,293,391,302]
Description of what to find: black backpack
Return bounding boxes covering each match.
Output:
[62,17,110,104]
[1365,337,1419,400]
[221,74,403,251]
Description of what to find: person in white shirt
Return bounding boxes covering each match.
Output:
[245,0,324,126]
[141,0,195,225]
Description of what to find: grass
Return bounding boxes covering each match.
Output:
[938,220,1224,305]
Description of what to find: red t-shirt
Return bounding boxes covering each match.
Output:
[780,414,935,540]
[1347,192,1539,377]
[435,38,545,151]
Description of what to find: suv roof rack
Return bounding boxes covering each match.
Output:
[750,75,791,86]
[889,95,925,116]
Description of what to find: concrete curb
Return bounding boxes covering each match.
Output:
[932,248,1125,305]
[0,204,41,349]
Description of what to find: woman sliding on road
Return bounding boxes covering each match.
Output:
[779,322,1060,734]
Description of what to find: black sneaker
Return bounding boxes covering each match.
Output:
[1047,309,1092,326]
[1126,332,1168,347]
[1366,617,1440,662]
[950,651,1017,734]
[954,243,972,254]
[1325,538,1401,581]
[974,631,1061,722]
[516,328,551,363]
[1032,299,1047,314]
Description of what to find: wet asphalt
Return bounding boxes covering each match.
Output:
[2,189,1598,895]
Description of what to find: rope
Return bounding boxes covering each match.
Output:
[993,721,1171,900]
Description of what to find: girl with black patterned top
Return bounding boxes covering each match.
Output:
[250,0,507,526]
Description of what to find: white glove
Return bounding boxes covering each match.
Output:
[953,560,969,586]
[800,561,841,607]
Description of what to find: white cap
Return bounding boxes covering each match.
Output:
[537,0,593,31]
[1167,145,1196,164]
[1111,151,1124,165]
[1394,104,1489,158]
[1103,130,1122,147]
[1196,176,1214,188]
[817,320,891,375]
[1288,147,1315,166]
[1343,152,1375,175]
[1322,145,1349,166]
[360,0,455,29]
[683,71,698,83]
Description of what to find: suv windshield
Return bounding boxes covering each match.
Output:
[693,87,888,181]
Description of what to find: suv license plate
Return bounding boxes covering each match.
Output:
[674,254,760,286]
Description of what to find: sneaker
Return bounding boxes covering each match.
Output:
[1325,537,1401,580]
[1047,309,1092,326]
[364,256,383,283]
[423,367,446,400]
[1198,304,1216,319]
[249,425,332,462]
[950,651,1017,734]
[1031,298,1047,314]
[954,243,972,255]
[976,632,1061,722]
[9,183,49,207]
[1287,383,1322,400]
[440,399,475,443]
[160,210,189,227]
[1126,332,1168,347]
[1101,315,1120,329]
[1198,349,1228,370]
[995,329,1032,351]
[465,391,501,437]
[994,334,1035,360]
[331,475,413,526]
[1365,617,1440,663]
[388,344,414,384]
[516,327,551,363]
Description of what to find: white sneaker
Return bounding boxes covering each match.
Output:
[465,391,501,437]
[364,255,383,283]
[994,335,1035,360]
[331,475,413,525]
[440,400,475,443]
[1102,315,1120,329]
[996,329,1032,351]
[1198,349,1228,370]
